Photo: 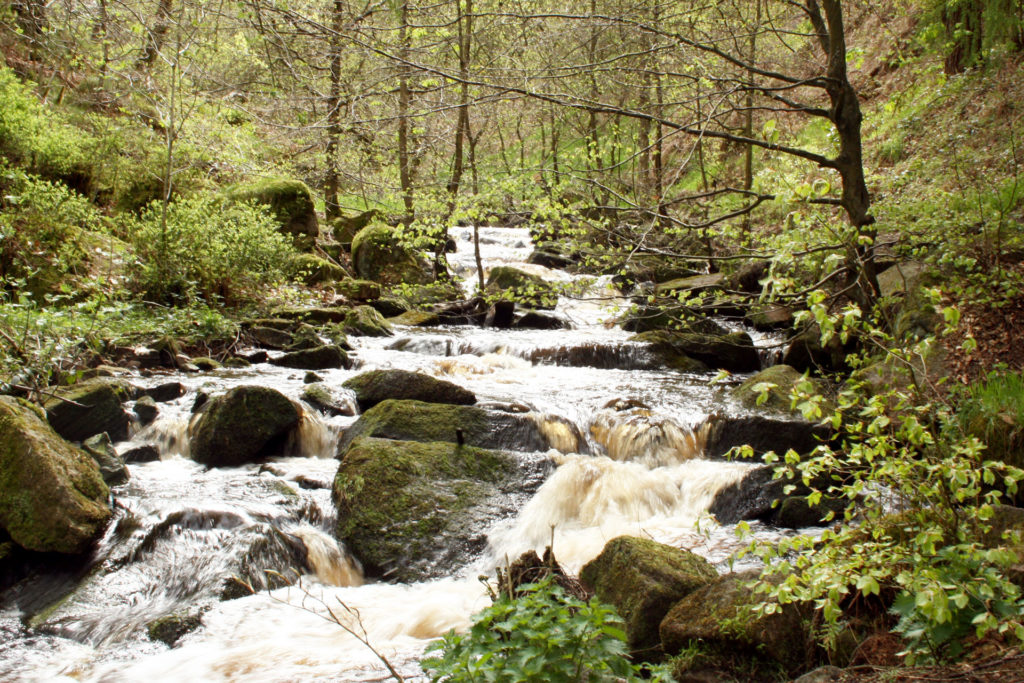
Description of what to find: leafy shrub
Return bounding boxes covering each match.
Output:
[958,371,1024,469]
[422,578,644,683]
[0,163,107,296]
[128,193,295,303]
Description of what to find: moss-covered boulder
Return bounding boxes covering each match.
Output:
[134,396,159,426]
[301,383,357,417]
[339,305,393,337]
[388,310,441,327]
[580,536,717,655]
[633,329,759,373]
[484,266,557,309]
[746,304,795,331]
[332,209,381,248]
[81,433,129,486]
[336,278,382,301]
[229,178,318,238]
[0,396,111,554]
[189,386,301,467]
[782,324,849,374]
[271,344,350,370]
[707,463,841,527]
[336,399,554,456]
[342,370,476,411]
[44,378,133,443]
[732,365,832,417]
[350,223,433,286]
[660,570,812,674]
[333,437,549,581]
[288,253,347,285]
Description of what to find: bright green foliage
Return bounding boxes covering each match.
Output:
[128,193,295,303]
[747,301,1024,665]
[422,578,645,683]
[958,371,1024,469]
[920,0,1024,72]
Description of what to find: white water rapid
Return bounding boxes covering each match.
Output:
[0,225,799,682]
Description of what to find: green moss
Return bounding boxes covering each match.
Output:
[339,305,393,337]
[190,386,300,467]
[288,254,347,285]
[350,222,432,286]
[388,310,440,327]
[484,266,557,309]
[733,365,826,416]
[332,437,518,582]
[342,370,475,411]
[228,177,318,238]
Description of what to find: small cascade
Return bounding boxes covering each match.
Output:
[290,526,363,587]
[589,408,707,468]
[531,413,587,454]
[488,453,754,574]
[285,408,339,459]
[138,414,195,458]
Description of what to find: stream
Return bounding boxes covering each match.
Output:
[0,225,801,682]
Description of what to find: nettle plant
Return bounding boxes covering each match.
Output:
[743,290,1024,663]
[422,578,662,683]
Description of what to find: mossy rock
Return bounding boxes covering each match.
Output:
[229,177,318,238]
[350,223,433,286]
[270,306,352,324]
[147,612,202,647]
[189,386,301,467]
[44,378,133,443]
[271,344,350,370]
[581,536,717,655]
[388,310,440,327]
[192,357,222,372]
[336,278,381,301]
[745,304,795,331]
[782,324,849,374]
[654,272,726,296]
[660,570,813,674]
[0,396,111,554]
[342,369,476,411]
[484,266,557,310]
[702,413,830,462]
[336,399,553,456]
[339,305,393,337]
[332,437,547,581]
[332,209,381,248]
[288,253,347,285]
[134,396,159,426]
[733,365,831,417]
[301,383,356,417]
[633,329,759,373]
[81,433,129,486]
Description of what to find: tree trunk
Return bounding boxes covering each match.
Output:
[138,0,175,69]
[397,0,415,224]
[324,0,345,220]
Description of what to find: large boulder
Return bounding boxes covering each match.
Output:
[350,223,432,286]
[189,386,301,467]
[701,412,830,461]
[654,272,725,297]
[732,364,831,417]
[339,305,393,337]
[484,266,558,309]
[0,396,111,554]
[336,399,555,456]
[660,570,812,674]
[633,329,760,373]
[44,378,133,443]
[342,370,476,411]
[229,178,318,238]
[580,536,717,655]
[782,324,849,374]
[288,254,347,285]
[81,433,129,486]
[333,437,551,582]
[332,209,381,249]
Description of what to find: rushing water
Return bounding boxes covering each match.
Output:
[0,226,799,682]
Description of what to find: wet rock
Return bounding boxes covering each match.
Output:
[192,357,221,372]
[515,311,569,330]
[333,436,550,582]
[351,223,433,286]
[368,296,409,318]
[634,329,759,373]
[484,266,557,309]
[304,372,323,384]
[527,247,574,269]
[484,300,515,328]
[271,306,352,324]
[745,304,795,331]
[272,344,350,370]
[133,396,159,426]
[142,382,186,403]
[251,325,294,350]
[147,612,202,647]
[223,357,251,369]
[775,494,847,529]
[702,413,830,462]
[782,324,849,374]
[581,536,717,654]
[82,433,129,486]
[121,443,161,463]
[342,369,476,411]
[726,260,770,293]
[336,399,557,456]
[707,464,834,525]
[44,378,132,443]
[229,177,318,238]
[302,383,356,417]
[660,570,812,672]
[0,396,111,554]
[388,310,441,327]
[340,305,393,337]
[190,386,301,467]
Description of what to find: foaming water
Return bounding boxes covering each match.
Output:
[589,408,707,468]
[488,453,754,574]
